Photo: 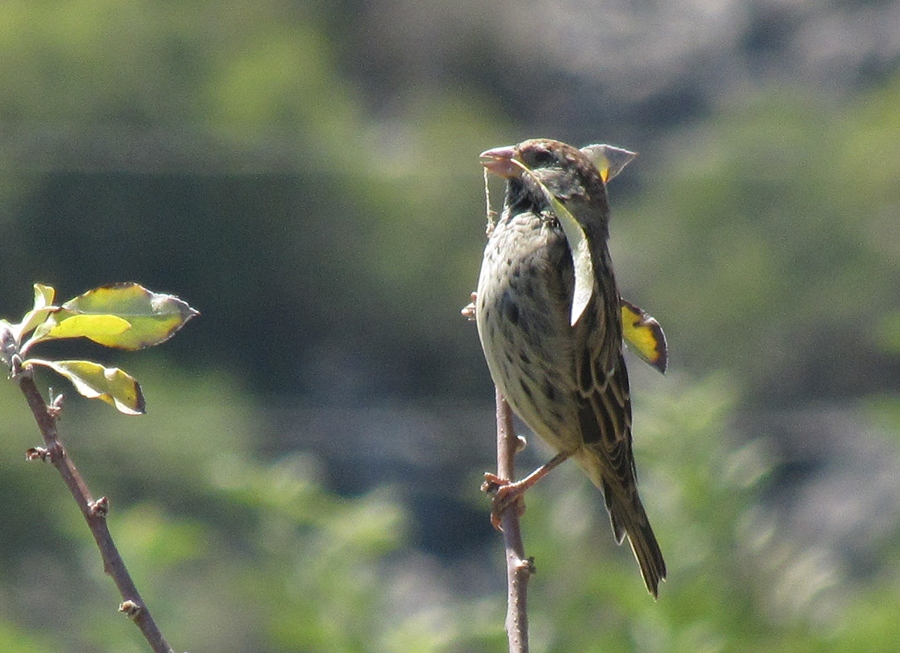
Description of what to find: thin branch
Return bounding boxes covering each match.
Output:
[493,387,532,653]
[16,371,175,653]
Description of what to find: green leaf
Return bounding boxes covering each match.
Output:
[13,283,58,343]
[546,194,594,326]
[40,283,198,350]
[512,160,594,326]
[26,359,146,415]
[33,283,55,308]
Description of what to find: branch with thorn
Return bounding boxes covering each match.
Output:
[465,294,533,653]
[15,374,176,653]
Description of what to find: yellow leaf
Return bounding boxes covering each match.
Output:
[621,299,667,374]
[45,314,132,344]
[26,359,146,415]
[38,283,198,350]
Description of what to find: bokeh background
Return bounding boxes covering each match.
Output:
[1,1,900,651]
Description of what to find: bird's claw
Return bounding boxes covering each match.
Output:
[482,472,526,531]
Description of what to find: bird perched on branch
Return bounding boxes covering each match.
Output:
[474,138,667,597]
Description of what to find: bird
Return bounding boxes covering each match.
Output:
[474,138,666,597]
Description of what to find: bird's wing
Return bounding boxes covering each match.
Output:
[570,242,639,539]
[575,350,636,541]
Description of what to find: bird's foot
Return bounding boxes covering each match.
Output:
[481,472,527,531]
[481,451,572,530]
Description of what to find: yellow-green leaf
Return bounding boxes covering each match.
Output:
[512,159,595,326]
[621,299,667,374]
[13,283,58,343]
[33,283,56,309]
[547,194,594,326]
[26,359,146,415]
[47,283,198,350]
[45,314,132,343]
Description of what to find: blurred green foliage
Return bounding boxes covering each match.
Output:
[0,0,508,399]
[2,1,894,404]
[0,365,410,652]
[613,84,900,405]
[3,364,900,652]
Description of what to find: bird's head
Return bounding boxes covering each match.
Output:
[480,139,636,210]
[479,138,637,326]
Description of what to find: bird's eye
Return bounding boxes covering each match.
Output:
[531,149,554,166]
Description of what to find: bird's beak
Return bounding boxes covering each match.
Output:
[480,146,520,178]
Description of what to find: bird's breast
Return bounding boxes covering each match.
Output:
[475,210,580,449]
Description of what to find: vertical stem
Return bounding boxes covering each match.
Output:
[495,387,531,653]
[17,374,175,653]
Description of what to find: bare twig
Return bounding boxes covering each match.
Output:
[16,371,175,653]
[493,387,532,653]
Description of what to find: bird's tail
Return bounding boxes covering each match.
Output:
[577,451,666,597]
[604,485,667,599]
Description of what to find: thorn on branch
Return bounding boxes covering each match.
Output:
[118,600,142,619]
[48,391,65,418]
[518,557,536,575]
[9,354,25,378]
[90,496,110,517]
[461,292,478,321]
[25,447,49,462]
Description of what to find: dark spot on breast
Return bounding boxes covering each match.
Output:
[523,277,535,297]
[520,379,534,401]
[506,301,519,326]
[500,289,519,326]
[543,380,557,403]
